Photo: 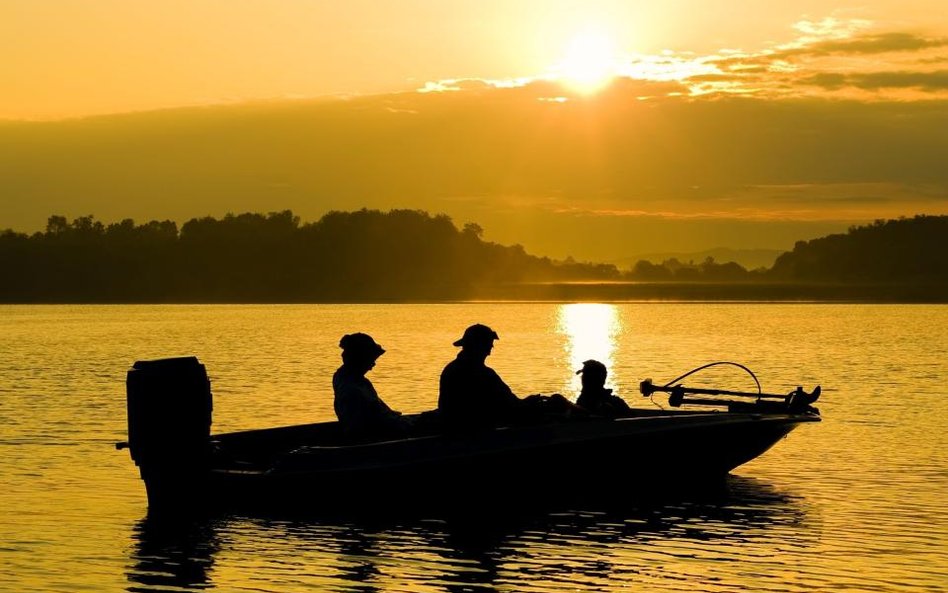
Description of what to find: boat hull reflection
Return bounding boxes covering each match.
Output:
[127,475,812,593]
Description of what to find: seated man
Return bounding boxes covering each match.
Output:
[575,359,632,417]
[439,323,582,430]
[438,324,523,429]
[332,332,409,439]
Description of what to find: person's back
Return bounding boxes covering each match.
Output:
[439,350,521,428]
[438,324,522,430]
[332,333,408,440]
[333,366,403,435]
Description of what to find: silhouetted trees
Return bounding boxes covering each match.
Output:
[0,209,619,302]
[768,215,947,283]
[2,212,944,302]
[625,256,762,282]
[622,216,948,286]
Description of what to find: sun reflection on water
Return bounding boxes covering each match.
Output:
[557,303,621,393]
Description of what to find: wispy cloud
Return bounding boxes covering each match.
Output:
[791,17,873,39]
[418,77,536,93]
[795,32,948,56]
[700,27,948,98]
[552,206,872,222]
[802,70,948,91]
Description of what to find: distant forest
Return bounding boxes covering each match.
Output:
[0,209,615,302]
[0,211,945,302]
[631,215,947,282]
[770,215,947,283]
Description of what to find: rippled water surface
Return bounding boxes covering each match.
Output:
[0,304,945,592]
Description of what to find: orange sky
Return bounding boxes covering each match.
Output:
[2,0,946,119]
[1,1,946,261]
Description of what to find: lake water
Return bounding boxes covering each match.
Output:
[0,303,945,592]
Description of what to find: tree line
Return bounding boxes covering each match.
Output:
[0,209,619,302]
[768,215,947,283]
[629,215,947,284]
[0,211,943,302]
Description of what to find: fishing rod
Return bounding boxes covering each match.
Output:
[638,361,821,413]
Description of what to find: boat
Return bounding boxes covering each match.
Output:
[118,357,821,512]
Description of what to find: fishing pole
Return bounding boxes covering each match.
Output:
[639,361,821,413]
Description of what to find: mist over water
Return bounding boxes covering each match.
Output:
[1,304,945,592]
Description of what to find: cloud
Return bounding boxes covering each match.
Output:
[802,70,948,91]
[601,77,690,97]
[805,33,948,56]
[776,32,948,59]
[418,76,690,103]
[709,32,948,73]
[792,17,873,40]
[696,30,948,98]
[417,78,500,93]
[800,73,848,89]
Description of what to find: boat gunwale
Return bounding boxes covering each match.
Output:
[205,411,820,478]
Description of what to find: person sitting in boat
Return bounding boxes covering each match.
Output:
[333,332,409,440]
[575,359,632,417]
[439,324,580,429]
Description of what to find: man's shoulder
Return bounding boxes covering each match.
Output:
[440,356,468,376]
[334,368,369,394]
[332,367,346,388]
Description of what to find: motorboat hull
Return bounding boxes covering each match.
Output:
[144,412,816,511]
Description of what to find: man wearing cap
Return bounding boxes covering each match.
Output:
[575,359,632,417]
[438,323,524,429]
[333,332,409,439]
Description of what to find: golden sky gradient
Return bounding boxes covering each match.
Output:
[1,1,946,261]
[3,0,946,119]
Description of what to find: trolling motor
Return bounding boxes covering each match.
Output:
[639,362,821,415]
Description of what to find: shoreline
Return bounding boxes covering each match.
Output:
[1,282,946,305]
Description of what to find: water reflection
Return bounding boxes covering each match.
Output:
[557,304,620,394]
[335,525,383,593]
[127,514,221,592]
[126,476,810,592]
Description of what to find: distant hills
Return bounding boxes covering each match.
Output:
[619,215,946,291]
[0,211,944,303]
[618,248,784,271]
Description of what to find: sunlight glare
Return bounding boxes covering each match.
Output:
[557,31,618,94]
[557,303,621,394]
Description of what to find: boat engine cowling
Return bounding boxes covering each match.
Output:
[125,356,212,509]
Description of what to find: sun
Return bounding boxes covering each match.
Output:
[556,31,618,94]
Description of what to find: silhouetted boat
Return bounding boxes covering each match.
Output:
[118,357,821,512]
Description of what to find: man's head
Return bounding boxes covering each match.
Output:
[453,323,499,357]
[576,359,608,390]
[340,332,385,370]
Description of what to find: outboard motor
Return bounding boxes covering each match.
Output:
[124,356,212,510]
